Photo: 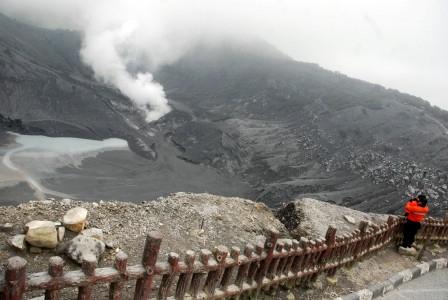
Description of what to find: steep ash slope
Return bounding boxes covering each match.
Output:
[155,40,448,215]
[1,14,448,214]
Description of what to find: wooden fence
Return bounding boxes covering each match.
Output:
[1,216,448,300]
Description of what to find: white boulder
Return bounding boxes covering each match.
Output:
[63,207,88,232]
[25,220,58,248]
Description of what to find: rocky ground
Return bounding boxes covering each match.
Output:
[276,197,389,239]
[0,193,446,299]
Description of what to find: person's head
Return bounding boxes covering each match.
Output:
[417,195,428,207]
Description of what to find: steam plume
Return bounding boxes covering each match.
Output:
[0,0,446,110]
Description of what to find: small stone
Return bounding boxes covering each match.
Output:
[326,276,338,285]
[29,246,42,254]
[286,292,295,300]
[57,227,65,242]
[343,215,356,224]
[105,240,117,249]
[0,223,14,232]
[80,228,103,240]
[25,220,58,249]
[61,198,72,205]
[55,241,69,255]
[39,200,53,205]
[399,246,417,256]
[312,279,323,290]
[63,207,88,232]
[8,234,26,250]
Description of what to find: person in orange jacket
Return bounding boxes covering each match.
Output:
[400,195,429,252]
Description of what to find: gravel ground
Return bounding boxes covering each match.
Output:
[0,192,288,272]
[1,194,446,300]
[278,197,390,239]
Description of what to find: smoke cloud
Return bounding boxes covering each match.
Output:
[0,0,447,112]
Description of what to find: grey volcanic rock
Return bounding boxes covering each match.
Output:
[66,234,106,264]
[276,198,389,239]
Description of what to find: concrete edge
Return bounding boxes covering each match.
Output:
[334,257,447,300]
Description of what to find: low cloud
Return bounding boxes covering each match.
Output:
[1,0,447,112]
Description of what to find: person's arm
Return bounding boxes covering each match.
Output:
[405,201,429,215]
[404,199,417,214]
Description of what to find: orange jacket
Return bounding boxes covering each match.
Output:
[405,200,429,222]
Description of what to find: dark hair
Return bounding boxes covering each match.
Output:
[417,195,428,207]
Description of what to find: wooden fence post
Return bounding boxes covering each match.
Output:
[109,251,128,300]
[221,246,240,291]
[134,231,162,300]
[3,257,27,300]
[204,246,228,296]
[158,252,180,300]
[282,239,298,283]
[255,229,279,296]
[189,249,211,298]
[45,256,64,300]
[247,242,263,287]
[175,250,195,300]
[235,244,254,289]
[78,256,96,300]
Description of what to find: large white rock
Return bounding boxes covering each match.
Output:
[63,207,88,232]
[66,235,105,264]
[25,220,58,248]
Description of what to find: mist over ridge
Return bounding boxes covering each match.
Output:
[1,0,447,113]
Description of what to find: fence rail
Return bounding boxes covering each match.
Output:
[1,216,448,300]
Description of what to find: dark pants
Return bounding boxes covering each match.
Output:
[402,220,421,248]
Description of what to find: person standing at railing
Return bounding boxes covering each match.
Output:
[399,194,429,255]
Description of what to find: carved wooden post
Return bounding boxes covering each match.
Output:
[45,256,64,300]
[175,250,195,300]
[255,229,278,296]
[3,257,27,300]
[204,246,228,296]
[288,241,304,287]
[235,244,253,288]
[189,249,211,298]
[282,239,299,281]
[354,221,368,261]
[267,241,284,280]
[134,231,162,300]
[323,226,336,274]
[78,256,96,300]
[264,241,284,294]
[221,246,240,290]
[109,251,128,300]
[277,239,292,277]
[247,242,264,286]
[158,252,180,300]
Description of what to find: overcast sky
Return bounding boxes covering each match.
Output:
[1,0,447,111]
